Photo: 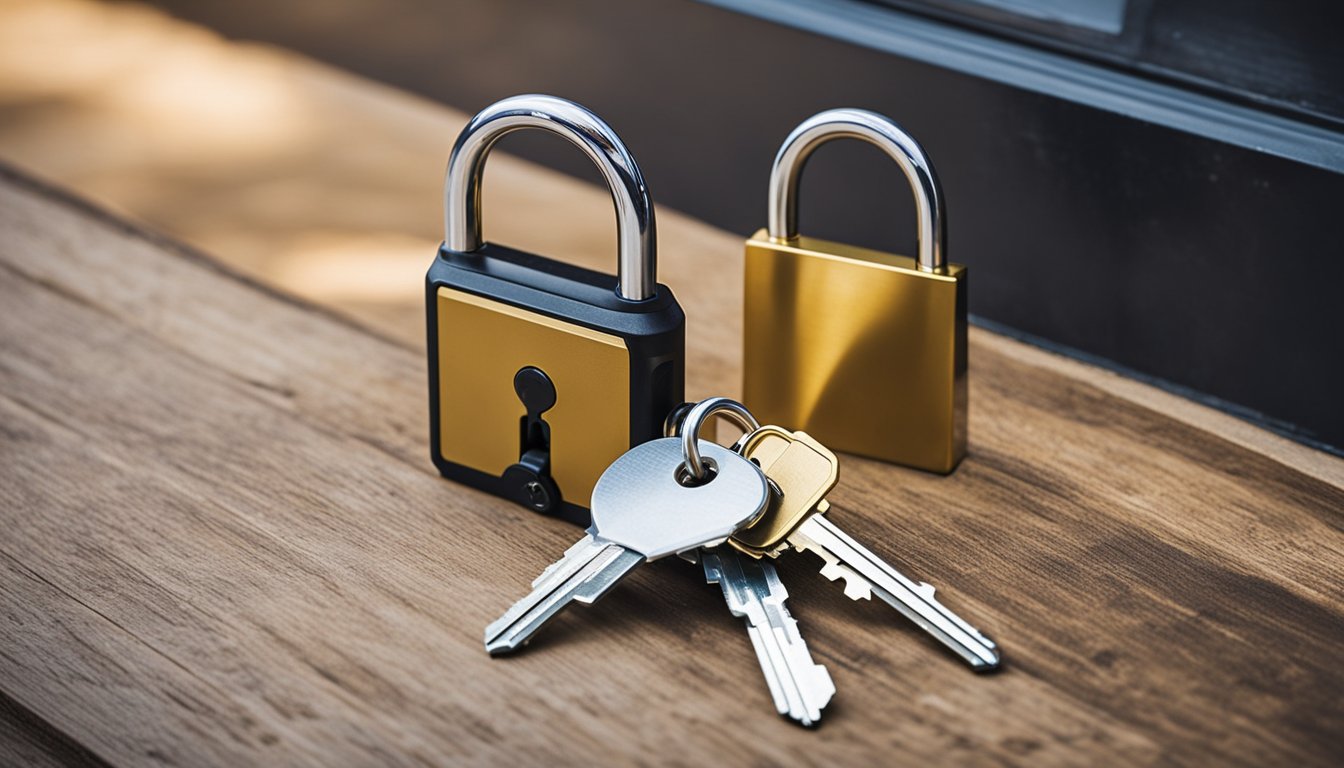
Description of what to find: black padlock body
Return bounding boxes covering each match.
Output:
[427,242,685,527]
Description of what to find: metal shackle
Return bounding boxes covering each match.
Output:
[444,94,657,301]
[678,397,761,483]
[767,108,946,273]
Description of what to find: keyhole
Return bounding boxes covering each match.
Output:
[500,367,562,515]
[514,366,556,455]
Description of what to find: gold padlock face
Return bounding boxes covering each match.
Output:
[436,287,631,508]
[742,230,967,473]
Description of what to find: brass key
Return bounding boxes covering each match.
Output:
[727,426,838,558]
[729,426,1001,671]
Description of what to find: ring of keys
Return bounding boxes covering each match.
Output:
[482,397,1001,728]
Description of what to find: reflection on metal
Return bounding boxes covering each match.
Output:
[743,231,967,473]
[960,0,1126,34]
[766,108,944,272]
[443,94,657,301]
[745,109,966,473]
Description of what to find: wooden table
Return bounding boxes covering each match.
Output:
[4,163,1343,767]
[3,2,1344,764]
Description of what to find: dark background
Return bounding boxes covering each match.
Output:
[875,0,1344,127]
[141,0,1344,453]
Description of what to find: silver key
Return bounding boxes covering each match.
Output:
[484,437,770,655]
[790,514,1000,670]
[701,547,834,726]
[707,423,999,671]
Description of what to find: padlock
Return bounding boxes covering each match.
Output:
[742,109,966,473]
[427,95,685,526]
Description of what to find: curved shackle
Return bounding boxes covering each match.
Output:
[767,108,946,273]
[676,398,762,483]
[444,94,657,301]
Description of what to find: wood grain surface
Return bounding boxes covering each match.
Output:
[2,1,1343,765]
[3,162,1343,767]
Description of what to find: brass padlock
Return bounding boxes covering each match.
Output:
[743,109,966,473]
[427,95,685,526]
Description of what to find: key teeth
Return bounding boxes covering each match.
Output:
[530,559,565,589]
[703,563,725,586]
[818,560,873,601]
[793,533,874,602]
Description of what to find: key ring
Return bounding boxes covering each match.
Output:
[674,398,761,483]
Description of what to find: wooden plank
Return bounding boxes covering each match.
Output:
[0,548,293,767]
[3,163,1343,768]
[0,686,111,768]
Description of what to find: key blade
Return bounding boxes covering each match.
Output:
[484,535,643,655]
[791,515,1001,670]
[703,548,835,726]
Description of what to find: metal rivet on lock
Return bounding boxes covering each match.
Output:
[743,109,968,474]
